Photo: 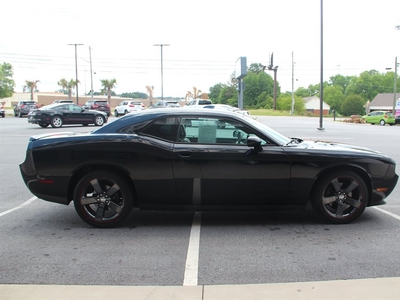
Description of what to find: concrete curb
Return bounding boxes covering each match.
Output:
[2,277,400,300]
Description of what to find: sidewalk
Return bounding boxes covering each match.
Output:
[2,277,400,300]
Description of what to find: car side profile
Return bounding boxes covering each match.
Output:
[20,108,398,228]
[362,111,395,126]
[27,103,108,128]
[114,100,145,117]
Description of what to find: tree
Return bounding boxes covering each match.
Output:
[57,78,79,100]
[146,85,154,106]
[100,79,117,101]
[323,85,345,114]
[0,62,15,99]
[243,71,274,108]
[23,80,40,100]
[276,93,305,113]
[120,92,148,99]
[341,94,365,116]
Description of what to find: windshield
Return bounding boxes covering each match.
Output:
[244,116,291,146]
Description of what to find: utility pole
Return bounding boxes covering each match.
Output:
[89,46,94,100]
[153,44,170,100]
[267,53,278,110]
[291,51,295,115]
[393,57,398,115]
[68,43,84,104]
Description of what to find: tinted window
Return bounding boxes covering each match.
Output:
[141,117,179,141]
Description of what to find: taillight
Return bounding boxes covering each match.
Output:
[21,104,25,108]
[106,103,110,108]
[93,104,98,108]
[129,104,134,107]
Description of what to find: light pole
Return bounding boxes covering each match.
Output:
[153,44,170,100]
[393,57,398,115]
[68,43,83,104]
[89,46,94,100]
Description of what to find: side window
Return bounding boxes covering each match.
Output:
[141,117,179,142]
[179,117,267,145]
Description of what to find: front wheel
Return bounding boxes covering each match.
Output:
[51,116,63,128]
[94,115,105,126]
[39,123,49,128]
[311,170,368,224]
[73,171,133,228]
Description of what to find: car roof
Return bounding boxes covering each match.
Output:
[93,108,247,133]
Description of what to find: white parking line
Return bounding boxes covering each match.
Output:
[372,206,400,221]
[0,197,37,217]
[183,212,201,286]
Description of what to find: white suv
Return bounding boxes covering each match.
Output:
[114,100,145,117]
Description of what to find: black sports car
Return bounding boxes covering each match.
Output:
[27,103,108,128]
[20,108,398,227]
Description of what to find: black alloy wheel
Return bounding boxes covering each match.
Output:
[73,171,133,228]
[312,171,368,224]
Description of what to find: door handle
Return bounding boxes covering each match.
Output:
[178,151,193,157]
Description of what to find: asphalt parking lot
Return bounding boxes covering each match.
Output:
[1,115,400,299]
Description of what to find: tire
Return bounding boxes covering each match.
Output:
[51,116,63,128]
[114,110,119,117]
[73,171,133,228]
[18,111,23,118]
[94,115,105,126]
[380,120,385,126]
[311,170,368,224]
[39,123,49,128]
[124,110,128,115]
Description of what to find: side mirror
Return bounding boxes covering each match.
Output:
[247,136,263,153]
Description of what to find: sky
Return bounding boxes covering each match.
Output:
[1,0,400,99]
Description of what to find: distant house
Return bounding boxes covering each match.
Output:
[302,96,331,115]
[368,93,400,113]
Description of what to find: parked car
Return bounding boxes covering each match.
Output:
[149,100,180,109]
[14,100,38,117]
[114,100,145,117]
[362,111,395,126]
[53,100,74,104]
[186,99,212,106]
[395,114,400,125]
[82,100,111,116]
[27,103,108,128]
[0,104,5,118]
[20,108,398,228]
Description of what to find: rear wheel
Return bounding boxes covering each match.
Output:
[73,171,133,228]
[380,119,386,126]
[51,116,63,128]
[114,110,119,117]
[312,170,368,224]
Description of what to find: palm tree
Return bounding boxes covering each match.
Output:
[58,78,79,100]
[24,80,40,100]
[100,79,117,101]
[146,85,154,106]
